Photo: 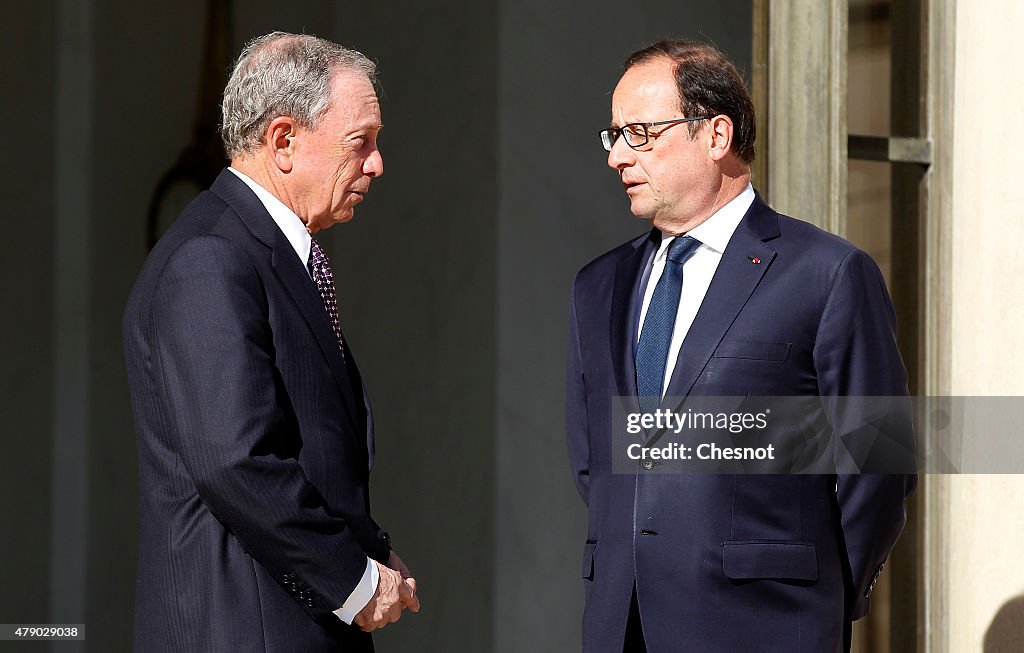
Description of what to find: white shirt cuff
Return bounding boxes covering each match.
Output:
[333,557,379,624]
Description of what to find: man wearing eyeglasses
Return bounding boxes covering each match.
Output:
[566,40,915,652]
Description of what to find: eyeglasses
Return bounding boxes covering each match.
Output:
[598,116,710,152]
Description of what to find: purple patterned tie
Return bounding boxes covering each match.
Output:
[308,238,346,360]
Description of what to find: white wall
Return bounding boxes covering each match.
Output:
[946,0,1024,650]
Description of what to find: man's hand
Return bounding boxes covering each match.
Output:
[352,553,420,632]
[387,550,419,609]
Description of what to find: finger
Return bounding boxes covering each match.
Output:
[386,601,403,623]
[400,578,421,612]
[390,552,412,578]
[355,617,375,633]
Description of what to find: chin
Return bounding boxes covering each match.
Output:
[313,212,354,232]
[629,205,654,220]
[628,200,652,218]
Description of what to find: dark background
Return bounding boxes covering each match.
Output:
[0,1,751,650]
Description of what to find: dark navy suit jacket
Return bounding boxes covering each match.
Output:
[566,195,916,652]
[123,170,389,652]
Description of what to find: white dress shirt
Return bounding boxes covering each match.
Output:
[636,184,756,396]
[227,167,379,624]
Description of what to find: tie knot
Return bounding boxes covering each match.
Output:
[309,237,327,266]
[665,235,701,264]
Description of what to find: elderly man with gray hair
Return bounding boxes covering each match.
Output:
[124,31,418,652]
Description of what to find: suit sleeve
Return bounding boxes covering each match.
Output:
[812,248,918,620]
[151,234,369,619]
[566,280,591,506]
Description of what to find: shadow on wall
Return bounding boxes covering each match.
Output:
[985,594,1024,652]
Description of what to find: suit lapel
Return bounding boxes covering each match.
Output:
[210,170,361,432]
[663,196,780,399]
[610,232,658,405]
[270,235,361,424]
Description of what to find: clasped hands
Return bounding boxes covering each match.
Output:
[353,551,420,632]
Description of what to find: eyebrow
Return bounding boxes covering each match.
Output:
[349,122,383,135]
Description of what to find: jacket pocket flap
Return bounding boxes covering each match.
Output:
[714,340,791,361]
[582,541,597,579]
[722,541,818,581]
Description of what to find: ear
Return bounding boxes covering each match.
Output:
[264,117,298,173]
[707,114,734,162]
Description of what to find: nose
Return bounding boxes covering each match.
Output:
[606,134,634,171]
[364,148,384,178]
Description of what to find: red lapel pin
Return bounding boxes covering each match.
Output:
[747,256,761,264]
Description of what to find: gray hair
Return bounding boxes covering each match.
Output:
[221,31,376,159]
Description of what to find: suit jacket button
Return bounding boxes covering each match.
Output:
[641,460,655,470]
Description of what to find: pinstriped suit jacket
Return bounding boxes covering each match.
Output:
[124,170,389,652]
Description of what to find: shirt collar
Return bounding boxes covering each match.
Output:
[655,183,756,258]
[228,167,312,266]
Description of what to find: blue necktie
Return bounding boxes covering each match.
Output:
[635,235,702,415]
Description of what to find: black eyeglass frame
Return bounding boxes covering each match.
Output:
[598,116,711,151]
